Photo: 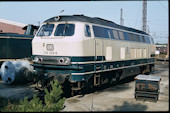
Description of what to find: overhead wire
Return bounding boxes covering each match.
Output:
[157,1,168,12]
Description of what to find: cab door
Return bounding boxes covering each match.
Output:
[94,38,103,72]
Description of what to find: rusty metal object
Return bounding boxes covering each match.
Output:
[134,74,161,101]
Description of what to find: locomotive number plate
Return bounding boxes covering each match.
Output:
[44,51,57,55]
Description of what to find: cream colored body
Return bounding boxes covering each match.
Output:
[32,21,155,62]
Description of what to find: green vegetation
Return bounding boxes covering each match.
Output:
[0,79,65,112]
[0,95,20,112]
[155,43,167,45]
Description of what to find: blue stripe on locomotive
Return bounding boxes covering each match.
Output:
[32,55,155,82]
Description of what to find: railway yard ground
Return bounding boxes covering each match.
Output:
[0,60,169,111]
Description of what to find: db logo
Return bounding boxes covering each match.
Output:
[46,44,54,51]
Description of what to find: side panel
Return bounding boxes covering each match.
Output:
[102,39,149,61]
[95,38,103,60]
[0,38,7,58]
[8,38,32,58]
[0,38,32,59]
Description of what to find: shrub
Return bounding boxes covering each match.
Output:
[1,79,65,112]
[43,80,65,112]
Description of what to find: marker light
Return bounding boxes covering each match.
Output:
[57,57,70,65]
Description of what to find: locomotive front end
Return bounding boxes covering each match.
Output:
[31,16,88,93]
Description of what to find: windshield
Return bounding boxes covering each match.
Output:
[54,24,75,36]
[37,24,54,36]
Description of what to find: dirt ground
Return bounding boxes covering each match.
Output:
[0,82,38,100]
[0,60,169,111]
[62,61,169,111]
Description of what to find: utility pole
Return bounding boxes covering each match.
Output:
[38,21,40,26]
[120,8,124,26]
[60,10,64,14]
[142,0,147,32]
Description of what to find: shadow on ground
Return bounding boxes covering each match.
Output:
[104,75,136,93]
[108,101,147,111]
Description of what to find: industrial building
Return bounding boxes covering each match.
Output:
[0,18,26,34]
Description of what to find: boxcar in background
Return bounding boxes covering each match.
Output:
[0,24,39,60]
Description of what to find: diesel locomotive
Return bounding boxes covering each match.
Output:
[31,15,155,96]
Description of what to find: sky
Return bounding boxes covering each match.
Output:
[0,1,169,44]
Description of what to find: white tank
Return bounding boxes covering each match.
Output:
[1,60,34,85]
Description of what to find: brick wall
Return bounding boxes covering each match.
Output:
[0,22,26,34]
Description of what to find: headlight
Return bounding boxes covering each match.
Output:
[33,57,43,63]
[57,57,70,65]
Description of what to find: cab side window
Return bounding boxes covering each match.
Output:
[85,25,91,37]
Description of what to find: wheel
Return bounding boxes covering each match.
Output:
[82,75,94,95]
[141,65,150,75]
[150,65,154,72]
[115,72,120,84]
[71,90,75,97]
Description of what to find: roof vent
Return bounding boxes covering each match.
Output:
[73,14,84,16]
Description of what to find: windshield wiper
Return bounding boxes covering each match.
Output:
[62,21,68,36]
[40,23,49,36]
